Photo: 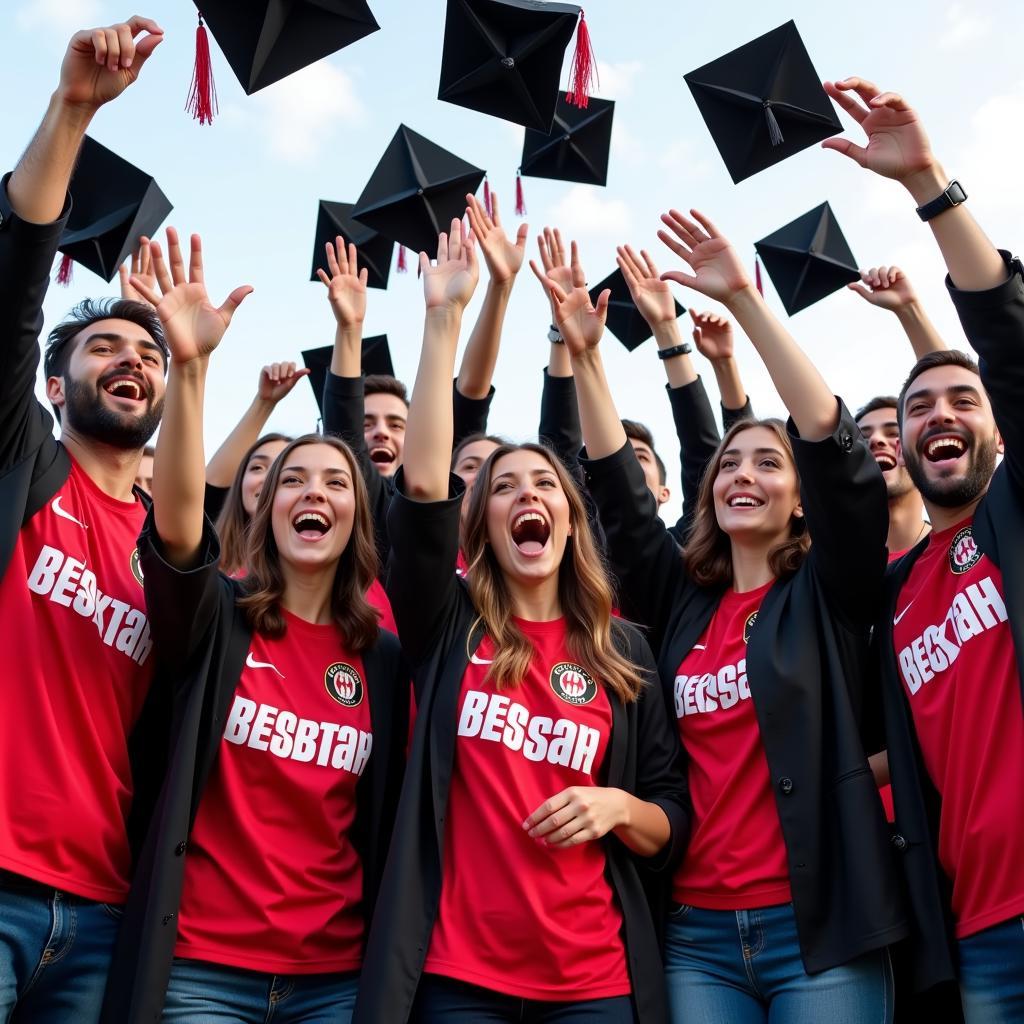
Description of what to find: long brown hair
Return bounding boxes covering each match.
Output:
[683,418,809,588]
[236,434,380,651]
[215,432,292,575]
[461,442,645,703]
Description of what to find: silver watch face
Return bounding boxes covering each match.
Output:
[948,180,967,204]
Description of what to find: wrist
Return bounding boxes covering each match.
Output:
[614,789,632,829]
[652,321,684,349]
[487,275,515,298]
[50,90,99,127]
[569,347,604,374]
[723,283,762,315]
[425,304,464,329]
[902,163,948,206]
[893,300,924,325]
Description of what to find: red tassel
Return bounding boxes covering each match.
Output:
[397,245,408,273]
[566,10,597,109]
[186,13,218,126]
[56,253,73,286]
[755,255,764,298]
[483,177,493,219]
[515,170,526,217]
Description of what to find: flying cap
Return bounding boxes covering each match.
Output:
[589,267,683,352]
[754,201,859,315]
[310,201,394,290]
[684,21,841,184]
[351,125,486,254]
[438,0,596,131]
[302,336,394,416]
[520,95,614,186]
[57,136,172,283]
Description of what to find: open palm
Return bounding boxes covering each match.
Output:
[616,245,676,328]
[318,239,367,327]
[530,240,608,358]
[658,209,750,304]
[466,192,528,284]
[422,218,479,313]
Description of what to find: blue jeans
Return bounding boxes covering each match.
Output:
[664,903,893,1023]
[412,974,636,1022]
[0,871,122,1024]
[162,958,358,1023]
[957,914,1024,1023]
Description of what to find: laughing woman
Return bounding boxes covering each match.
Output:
[352,221,688,1024]
[100,231,407,1024]
[539,216,907,1024]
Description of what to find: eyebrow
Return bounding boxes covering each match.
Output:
[281,464,351,478]
[84,331,165,357]
[492,468,558,482]
[859,420,899,431]
[905,383,982,405]
[721,446,785,458]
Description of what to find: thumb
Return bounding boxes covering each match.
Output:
[515,223,530,250]
[132,32,163,72]
[594,288,612,323]
[847,282,873,300]
[821,137,869,168]
[218,285,254,323]
[692,326,702,346]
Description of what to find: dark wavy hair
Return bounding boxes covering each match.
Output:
[236,434,380,651]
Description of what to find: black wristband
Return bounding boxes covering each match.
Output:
[657,342,692,361]
[916,180,967,222]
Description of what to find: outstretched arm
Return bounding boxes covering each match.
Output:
[689,309,752,423]
[848,264,947,358]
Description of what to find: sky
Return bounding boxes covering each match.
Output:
[3,0,1023,524]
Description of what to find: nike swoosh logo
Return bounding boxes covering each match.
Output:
[469,653,493,666]
[692,644,706,651]
[893,600,915,626]
[245,652,285,678]
[51,496,88,530]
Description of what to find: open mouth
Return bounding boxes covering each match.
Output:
[727,493,764,509]
[369,447,395,467]
[102,376,146,402]
[510,511,551,556]
[292,511,331,539]
[922,434,968,464]
[874,453,897,472]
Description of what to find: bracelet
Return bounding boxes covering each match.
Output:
[548,325,564,344]
[657,342,692,361]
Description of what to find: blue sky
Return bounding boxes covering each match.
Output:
[4,0,1022,523]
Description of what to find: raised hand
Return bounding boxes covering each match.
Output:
[616,245,677,328]
[689,309,735,360]
[118,236,156,304]
[848,265,918,311]
[465,192,528,285]
[129,228,252,365]
[58,16,164,110]
[658,209,753,305]
[421,217,479,313]
[317,239,368,327]
[258,362,310,403]
[535,227,574,321]
[529,240,610,358]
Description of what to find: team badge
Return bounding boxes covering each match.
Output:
[129,547,144,587]
[948,526,981,575]
[743,611,758,645]
[549,662,598,706]
[324,662,364,707]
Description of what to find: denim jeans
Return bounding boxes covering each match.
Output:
[0,871,123,1024]
[162,958,358,1023]
[412,974,636,1022]
[664,902,893,1023]
[957,914,1024,1024]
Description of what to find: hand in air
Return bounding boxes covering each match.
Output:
[118,236,156,304]
[689,309,735,360]
[529,240,610,357]
[317,239,368,328]
[258,362,310,403]
[465,192,529,285]
[534,227,575,324]
[421,217,479,314]
[848,265,919,311]
[658,209,753,305]
[616,244,678,329]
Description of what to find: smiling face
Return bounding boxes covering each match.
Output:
[363,392,407,477]
[712,425,802,544]
[47,318,166,450]
[858,407,915,500]
[484,449,572,588]
[270,442,357,571]
[900,364,1001,509]
[241,439,289,517]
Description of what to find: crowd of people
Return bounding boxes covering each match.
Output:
[0,15,1020,1024]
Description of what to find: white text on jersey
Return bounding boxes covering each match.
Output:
[675,659,751,717]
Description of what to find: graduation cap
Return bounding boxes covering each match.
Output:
[754,201,859,316]
[589,268,684,352]
[683,21,841,184]
[56,136,172,284]
[351,125,486,255]
[520,95,614,186]
[189,0,380,108]
[310,201,394,290]
[438,0,597,131]
[301,336,394,416]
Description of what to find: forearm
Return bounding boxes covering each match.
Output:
[154,359,209,567]
[893,301,947,358]
[727,288,838,440]
[611,792,672,857]
[570,349,628,459]
[547,339,573,377]
[9,95,92,224]
[653,321,698,389]
[330,323,363,378]
[456,278,512,398]
[205,394,276,487]
[710,356,748,411]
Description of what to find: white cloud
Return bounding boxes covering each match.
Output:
[961,86,1024,214]
[937,3,992,49]
[17,0,103,33]
[549,185,632,234]
[658,138,713,181]
[593,59,643,100]
[253,61,364,162]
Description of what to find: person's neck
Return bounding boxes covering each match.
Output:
[887,489,930,552]
[60,429,142,502]
[729,537,776,593]
[505,574,561,622]
[279,563,336,625]
[923,489,987,534]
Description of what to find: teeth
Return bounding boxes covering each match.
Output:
[107,379,141,399]
[728,496,762,508]
[875,455,896,469]
[294,512,329,528]
[926,437,965,457]
[513,511,545,529]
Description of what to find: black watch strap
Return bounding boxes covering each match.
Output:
[916,180,967,222]
[657,342,692,361]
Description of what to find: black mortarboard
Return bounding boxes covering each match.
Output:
[310,201,393,290]
[520,95,614,186]
[58,136,172,282]
[438,0,581,131]
[754,201,859,316]
[351,126,486,254]
[194,0,380,95]
[684,21,841,184]
[589,268,684,352]
[302,336,394,417]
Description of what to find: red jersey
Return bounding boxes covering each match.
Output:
[176,612,372,973]
[893,517,1024,938]
[425,617,630,1001]
[672,581,792,910]
[0,458,152,902]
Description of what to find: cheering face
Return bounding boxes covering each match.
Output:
[899,365,1001,508]
[241,439,289,516]
[363,392,407,477]
[858,407,915,500]
[51,318,166,451]
[712,426,802,543]
[485,450,572,587]
[270,443,356,572]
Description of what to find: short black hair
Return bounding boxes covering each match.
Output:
[622,418,667,485]
[364,374,409,408]
[897,350,981,424]
[855,395,899,423]
[44,298,168,381]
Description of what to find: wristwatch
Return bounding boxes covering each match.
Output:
[548,325,564,344]
[657,342,692,361]
[916,180,967,222]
